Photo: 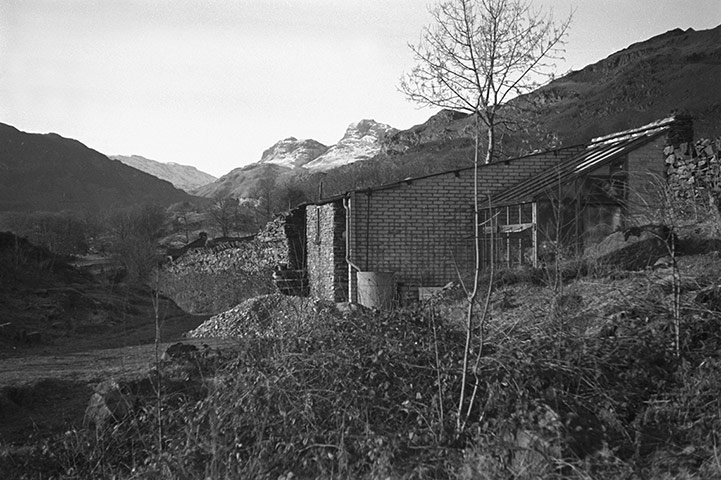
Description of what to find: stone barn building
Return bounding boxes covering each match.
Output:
[288,116,693,307]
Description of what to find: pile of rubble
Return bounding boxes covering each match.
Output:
[186,294,329,339]
[255,214,288,244]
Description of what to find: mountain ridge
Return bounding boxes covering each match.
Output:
[3,26,719,214]
[257,137,328,169]
[0,124,193,212]
[197,119,397,200]
[381,25,721,157]
[303,119,398,171]
[111,154,217,192]
[201,25,720,205]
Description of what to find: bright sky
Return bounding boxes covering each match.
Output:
[1,1,719,177]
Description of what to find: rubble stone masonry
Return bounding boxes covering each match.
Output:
[306,202,347,302]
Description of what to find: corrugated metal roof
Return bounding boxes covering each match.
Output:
[491,119,674,207]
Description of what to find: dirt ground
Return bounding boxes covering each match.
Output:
[0,286,219,445]
[0,337,247,446]
[0,240,225,446]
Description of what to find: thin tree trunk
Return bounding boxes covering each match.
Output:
[463,195,494,431]
[485,116,495,165]
[152,269,163,454]
[457,114,482,433]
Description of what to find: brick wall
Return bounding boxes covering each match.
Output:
[306,201,347,302]
[304,119,695,305]
[346,150,568,302]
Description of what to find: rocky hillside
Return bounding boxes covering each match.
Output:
[196,119,396,200]
[0,232,200,354]
[527,25,721,145]
[0,123,193,212]
[192,162,292,199]
[303,119,398,170]
[384,26,721,156]
[111,155,217,192]
[196,26,720,207]
[382,109,472,155]
[257,137,329,169]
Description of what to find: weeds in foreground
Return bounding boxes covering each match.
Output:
[3,282,721,479]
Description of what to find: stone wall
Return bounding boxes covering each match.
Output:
[160,216,293,314]
[306,201,346,302]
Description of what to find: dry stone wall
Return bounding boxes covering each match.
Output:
[160,216,293,314]
[665,137,721,225]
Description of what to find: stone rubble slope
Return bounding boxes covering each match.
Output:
[186,293,329,339]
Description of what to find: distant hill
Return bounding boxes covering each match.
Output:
[521,25,721,147]
[302,119,398,170]
[192,163,291,200]
[197,119,396,200]
[200,26,721,207]
[0,123,193,212]
[384,26,721,156]
[257,137,328,169]
[111,155,217,192]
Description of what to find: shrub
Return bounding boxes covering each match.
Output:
[7,275,721,479]
[0,211,90,256]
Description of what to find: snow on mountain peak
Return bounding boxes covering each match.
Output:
[258,137,328,168]
[302,119,398,171]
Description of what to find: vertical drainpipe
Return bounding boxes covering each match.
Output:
[343,194,360,302]
[365,191,371,270]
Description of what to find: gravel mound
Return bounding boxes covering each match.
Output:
[186,294,329,339]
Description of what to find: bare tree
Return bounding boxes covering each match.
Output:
[400,0,571,433]
[208,196,242,237]
[400,0,571,164]
[254,177,277,223]
[107,204,166,283]
[168,201,197,243]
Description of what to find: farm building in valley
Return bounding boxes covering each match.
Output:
[479,115,693,270]
[280,116,693,307]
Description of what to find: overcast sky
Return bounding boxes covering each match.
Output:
[2,0,719,177]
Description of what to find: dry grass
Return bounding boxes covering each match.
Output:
[3,251,721,479]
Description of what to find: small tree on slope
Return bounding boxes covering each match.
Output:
[400,0,571,433]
